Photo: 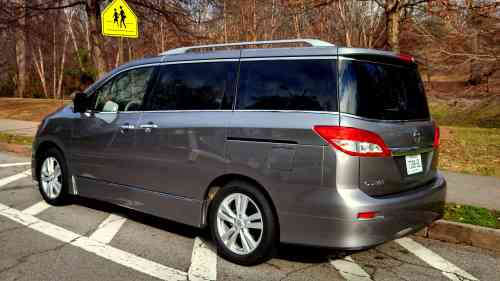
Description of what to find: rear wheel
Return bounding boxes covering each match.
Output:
[37,148,70,205]
[209,181,277,265]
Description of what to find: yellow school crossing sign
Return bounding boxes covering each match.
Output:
[101,0,138,38]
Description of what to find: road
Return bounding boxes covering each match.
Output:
[441,171,500,211]
[0,151,499,281]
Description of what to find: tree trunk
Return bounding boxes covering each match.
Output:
[66,9,85,72]
[86,0,107,78]
[33,46,49,98]
[14,0,27,98]
[223,0,228,42]
[385,0,403,52]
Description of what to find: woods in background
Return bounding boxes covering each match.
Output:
[1,0,499,99]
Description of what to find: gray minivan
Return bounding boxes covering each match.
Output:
[32,39,446,265]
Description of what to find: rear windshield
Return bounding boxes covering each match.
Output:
[339,60,430,121]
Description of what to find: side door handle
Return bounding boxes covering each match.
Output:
[140,123,158,133]
[120,123,135,134]
[119,123,135,134]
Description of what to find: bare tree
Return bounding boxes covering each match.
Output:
[14,0,27,98]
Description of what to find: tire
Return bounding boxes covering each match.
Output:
[37,147,71,206]
[209,180,277,265]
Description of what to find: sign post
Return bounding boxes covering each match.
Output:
[101,0,138,38]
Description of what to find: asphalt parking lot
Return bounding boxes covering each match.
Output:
[0,151,498,281]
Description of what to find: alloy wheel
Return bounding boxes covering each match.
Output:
[216,193,264,255]
[40,157,62,200]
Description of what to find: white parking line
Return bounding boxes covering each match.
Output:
[188,237,217,281]
[330,256,373,281]
[396,237,479,281]
[0,170,31,188]
[89,213,127,244]
[0,162,31,168]
[23,201,51,216]
[0,203,187,281]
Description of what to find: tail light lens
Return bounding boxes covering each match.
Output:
[313,126,390,157]
[357,211,379,220]
[433,123,440,149]
[398,53,415,64]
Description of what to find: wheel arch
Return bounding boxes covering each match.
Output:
[201,174,280,238]
[34,140,66,180]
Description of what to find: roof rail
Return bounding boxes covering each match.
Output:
[159,39,334,56]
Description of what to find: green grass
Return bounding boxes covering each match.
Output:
[0,132,33,146]
[428,96,500,128]
[439,126,500,177]
[444,203,500,229]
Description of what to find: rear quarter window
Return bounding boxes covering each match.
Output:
[237,59,337,112]
[339,59,430,121]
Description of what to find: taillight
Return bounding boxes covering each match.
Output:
[313,126,390,157]
[357,211,379,220]
[433,123,440,149]
[398,53,415,64]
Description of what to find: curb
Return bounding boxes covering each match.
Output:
[415,219,500,252]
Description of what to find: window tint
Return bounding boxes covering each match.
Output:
[339,60,430,120]
[237,60,337,111]
[94,67,153,112]
[147,62,237,110]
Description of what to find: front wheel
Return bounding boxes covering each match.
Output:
[209,181,277,265]
[37,148,70,206]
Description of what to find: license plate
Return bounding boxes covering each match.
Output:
[405,154,423,175]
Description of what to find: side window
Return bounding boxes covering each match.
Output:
[146,62,237,110]
[94,67,154,112]
[237,59,337,111]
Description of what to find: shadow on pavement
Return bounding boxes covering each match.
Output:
[71,196,353,264]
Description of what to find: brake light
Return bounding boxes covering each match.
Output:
[357,212,378,220]
[313,126,390,157]
[398,53,415,64]
[433,124,440,149]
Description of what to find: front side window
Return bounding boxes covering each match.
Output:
[146,62,237,110]
[237,59,337,111]
[94,67,154,112]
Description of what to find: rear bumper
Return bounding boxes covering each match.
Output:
[279,173,446,249]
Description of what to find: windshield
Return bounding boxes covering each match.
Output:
[339,59,430,121]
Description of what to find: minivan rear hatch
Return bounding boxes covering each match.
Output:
[338,48,438,196]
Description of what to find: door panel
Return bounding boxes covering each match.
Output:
[71,112,142,187]
[137,61,237,200]
[70,66,154,188]
[135,111,230,199]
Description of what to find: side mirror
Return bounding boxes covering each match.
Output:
[72,92,89,113]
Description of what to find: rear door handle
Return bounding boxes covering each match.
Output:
[120,124,135,129]
[139,124,159,129]
[140,123,158,133]
[119,123,135,134]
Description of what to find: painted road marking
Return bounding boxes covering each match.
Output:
[0,170,31,188]
[396,237,479,281]
[0,203,187,281]
[188,237,217,281]
[23,201,51,216]
[0,162,31,168]
[89,213,127,244]
[330,256,373,281]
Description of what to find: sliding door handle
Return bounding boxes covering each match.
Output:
[140,123,158,133]
[120,124,135,130]
[139,124,159,129]
[119,123,135,134]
